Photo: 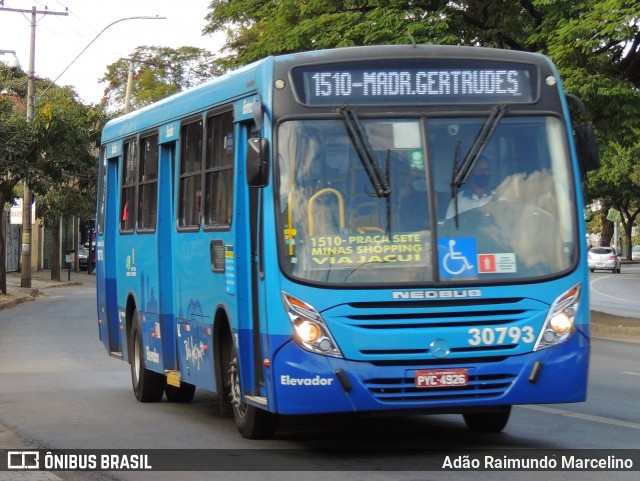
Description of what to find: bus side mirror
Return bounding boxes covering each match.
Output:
[246,138,270,187]
[566,94,600,174]
[575,123,600,173]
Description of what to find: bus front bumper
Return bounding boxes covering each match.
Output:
[269,331,588,415]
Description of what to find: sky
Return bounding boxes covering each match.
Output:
[0,0,225,104]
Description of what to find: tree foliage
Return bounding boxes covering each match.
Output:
[100,46,220,113]
[0,64,104,291]
[585,133,640,253]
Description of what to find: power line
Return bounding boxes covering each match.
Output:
[39,15,165,100]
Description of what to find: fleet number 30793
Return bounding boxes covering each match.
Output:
[467,326,536,346]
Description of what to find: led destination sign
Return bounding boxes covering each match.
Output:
[293,61,537,105]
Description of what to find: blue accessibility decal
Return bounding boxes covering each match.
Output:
[438,237,478,278]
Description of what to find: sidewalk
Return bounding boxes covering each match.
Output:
[0,270,96,477]
[0,269,96,310]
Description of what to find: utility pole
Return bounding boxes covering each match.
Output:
[124,58,135,112]
[0,5,68,287]
[122,56,170,112]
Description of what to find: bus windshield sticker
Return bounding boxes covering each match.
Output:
[477,253,517,274]
[438,237,478,278]
[309,233,425,267]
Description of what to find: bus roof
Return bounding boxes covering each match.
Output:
[276,44,548,65]
[101,56,272,142]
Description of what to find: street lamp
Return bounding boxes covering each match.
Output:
[0,49,20,71]
[39,15,166,100]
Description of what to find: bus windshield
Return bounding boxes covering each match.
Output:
[276,115,577,284]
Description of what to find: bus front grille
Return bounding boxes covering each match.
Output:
[322,296,549,362]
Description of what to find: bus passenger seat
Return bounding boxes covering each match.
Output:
[350,202,384,234]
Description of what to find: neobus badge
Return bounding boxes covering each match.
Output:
[392,289,482,299]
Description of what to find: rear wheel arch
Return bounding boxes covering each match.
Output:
[125,294,137,362]
[130,306,166,402]
[213,308,232,395]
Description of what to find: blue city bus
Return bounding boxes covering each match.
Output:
[96,45,600,439]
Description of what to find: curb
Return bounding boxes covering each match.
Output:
[0,279,83,311]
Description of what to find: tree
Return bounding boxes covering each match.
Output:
[37,180,97,281]
[585,134,640,255]
[100,46,220,112]
[0,64,104,291]
[0,98,32,294]
[34,87,103,281]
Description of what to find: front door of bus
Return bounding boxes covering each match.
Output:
[243,125,266,396]
[98,156,121,355]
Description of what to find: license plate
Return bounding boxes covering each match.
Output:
[596,262,605,267]
[415,368,468,388]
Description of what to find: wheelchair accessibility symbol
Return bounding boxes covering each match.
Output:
[438,238,478,278]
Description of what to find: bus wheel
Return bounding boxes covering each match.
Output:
[130,309,166,402]
[224,341,277,439]
[463,406,511,433]
[165,382,196,403]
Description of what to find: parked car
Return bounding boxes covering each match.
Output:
[632,246,640,261]
[77,246,89,270]
[587,246,621,273]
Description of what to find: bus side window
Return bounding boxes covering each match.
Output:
[121,200,131,229]
[204,108,234,228]
[178,119,203,228]
[120,140,137,232]
[138,134,159,230]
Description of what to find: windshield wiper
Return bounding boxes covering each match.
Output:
[339,106,391,198]
[451,103,507,190]
[450,103,507,228]
[450,141,462,229]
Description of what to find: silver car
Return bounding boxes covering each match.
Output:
[588,246,621,273]
[77,246,89,270]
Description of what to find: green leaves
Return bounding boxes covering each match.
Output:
[1,62,103,226]
[99,46,219,112]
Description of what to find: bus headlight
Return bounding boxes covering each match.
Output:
[282,292,343,358]
[534,284,581,351]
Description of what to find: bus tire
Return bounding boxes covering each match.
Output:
[223,338,277,439]
[165,382,196,403]
[463,406,511,433]
[130,309,166,402]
